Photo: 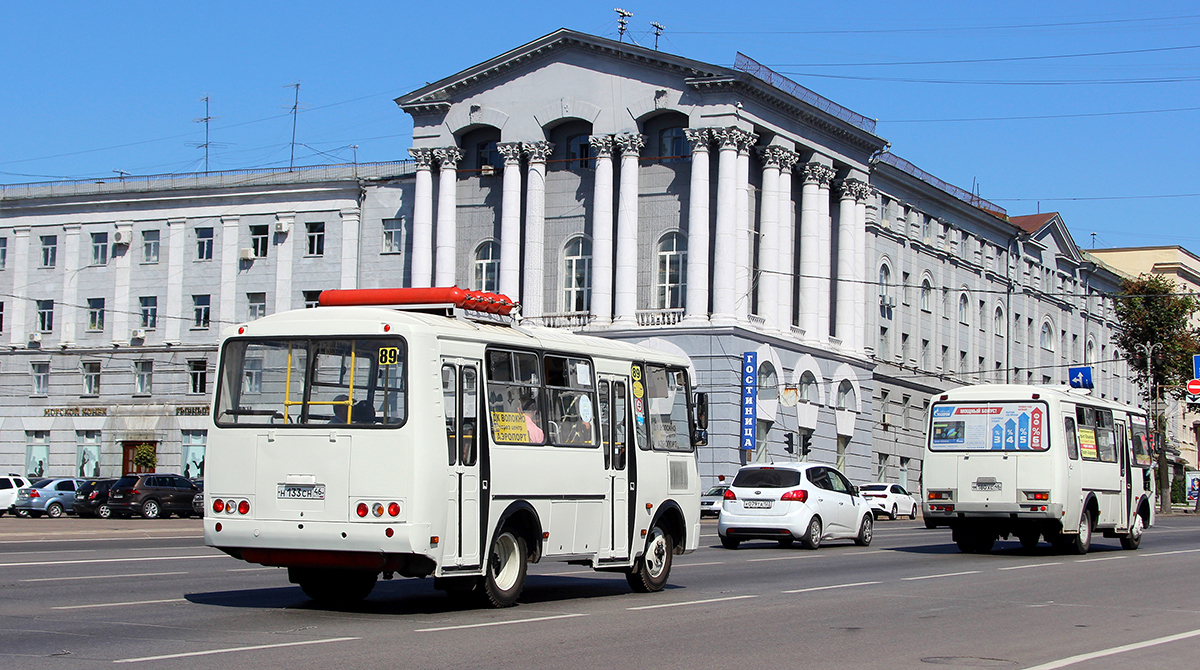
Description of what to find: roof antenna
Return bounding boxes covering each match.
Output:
[615,8,632,42]
[285,82,301,170]
[651,22,664,50]
[1091,232,1096,248]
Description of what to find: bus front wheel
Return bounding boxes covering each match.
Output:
[482,530,527,607]
[626,525,672,593]
[1120,512,1144,550]
[1068,510,1093,555]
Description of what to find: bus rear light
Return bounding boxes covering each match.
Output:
[225,500,237,514]
[931,504,956,512]
[724,489,737,500]
[237,500,250,515]
[781,489,808,503]
[383,324,391,332]
[213,499,225,514]
[928,491,951,500]
[1025,492,1050,501]
[356,503,369,518]
[387,502,400,517]
[238,327,245,334]
[385,527,394,538]
[430,536,439,546]
[215,522,222,532]
[371,503,384,517]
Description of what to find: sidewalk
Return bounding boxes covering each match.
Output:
[0,515,202,541]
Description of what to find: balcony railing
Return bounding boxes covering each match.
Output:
[636,309,685,327]
[526,312,593,329]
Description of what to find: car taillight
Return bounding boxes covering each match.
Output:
[213,499,225,513]
[237,500,250,515]
[387,502,400,517]
[89,491,99,500]
[356,502,369,518]
[29,490,40,498]
[781,489,808,503]
[723,489,737,500]
[130,489,140,495]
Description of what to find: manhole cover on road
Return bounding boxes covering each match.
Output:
[921,658,1018,667]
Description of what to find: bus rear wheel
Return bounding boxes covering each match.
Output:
[627,525,672,593]
[482,530,527,607]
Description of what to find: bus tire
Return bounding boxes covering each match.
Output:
[800,517,822,550]
[973,535,995,553]
[626,525,672,593]
[299,569,376,605]
[1069,509,1093,555]
[1120,511,1144,550]
[482,530,527,607]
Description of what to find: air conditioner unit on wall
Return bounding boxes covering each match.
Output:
[239,248,256,261]
[27,332,42,344]
[130,328,146,340]
[112,230,131,245]
[274,220,291,234]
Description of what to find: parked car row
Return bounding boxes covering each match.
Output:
[1,473,204,519]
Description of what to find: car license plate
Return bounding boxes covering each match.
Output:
[971,482,1002,491]
[277,484,325,500]
[743,499,773,509]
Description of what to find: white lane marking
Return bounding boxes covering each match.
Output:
[675,561,726,568]
[0,554,223,568]
[627,595,757,611]
[227,567,278,572]
[1023,627,1200,670]
[999,562,1063,571]
[416,613,587,632]
[54,598,187,610]
[22,571,188,583]
[782,581,881,594]
[747,554,825,563]
[1076,555,1128,563]
[113,636,361,663]
[901,570,981,581]
[1142,548,1200,557]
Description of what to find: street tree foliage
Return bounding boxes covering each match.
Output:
[1113,273,1200,400]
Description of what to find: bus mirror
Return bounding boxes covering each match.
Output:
[694,392,708,430]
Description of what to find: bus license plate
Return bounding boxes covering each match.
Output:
[743,499,773,509]
[277,484,326,500]
[971,482,1002,491]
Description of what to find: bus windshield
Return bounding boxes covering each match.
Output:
[216,337,406,427]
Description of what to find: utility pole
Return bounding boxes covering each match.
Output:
[195,96,213,172]
[615,8,631,42]
[286,83,301,170]
[1138,340,1170,515]
[650,22,664,50]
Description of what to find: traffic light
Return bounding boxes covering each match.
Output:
[800,431,812,458]
[783,433,795,455]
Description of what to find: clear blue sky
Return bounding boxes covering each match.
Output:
[2,1,1197,252]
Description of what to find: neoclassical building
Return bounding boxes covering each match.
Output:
[0,29,1139,489]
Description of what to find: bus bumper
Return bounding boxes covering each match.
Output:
[924,502,1063,526]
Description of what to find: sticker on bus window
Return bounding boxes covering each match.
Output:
[632,381,644,399]
[491,411,530,443]
[631,365,642,382]
[378,347,399,366]
[1078,427,1098,460]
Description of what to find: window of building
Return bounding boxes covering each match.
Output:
[879,264,892,303]
[142,230,160,264]
[196,227,213,260]
[0,237,7,269]
[247,293,267,320]
[1027,317,1034,344]
[474,242,500,293]
[960,350,968,373]
[799,370,819,404]
[562,237,592,313]
[901,271,911,305]
[192,295,210,329]
[134,360,153,395]
[40,235,57,268]
[31,362,50,395]
[189,359,208,394]
[382,218,405,254]
[26,431,50,478]
[475,140,501,172]
[565,134,592,169]
[76,430,101,478]
[306,222,325,256]
[920,278,931,312]
[303,290,322,309]
[82,361,101,396]
[656,232,687,309]
[994,307,1004,338]
[921,215,931,244]
[658,126,689,163]
[958,293,970,325]
[836,380,856,410]
[182,430,207,479]
[37,300,53,332]
[941,345,950,371]
[87,298,105,331]
[921,339,930,369]
[1013,312,1022,343]
[1041,322,1054,351]
[758,362,778,401]
[91,232,108,266]
[900,332,910,362]
[243,358,263,394]
[250,224,269,258]
[0,302,5,332]
[139,296,158,329]
[979,300,986,332]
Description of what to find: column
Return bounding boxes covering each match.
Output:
[815,162,835,341]
[60,224,81,347]
[433,147,463,288]
[10,227,28,346]
[799,162,834,340]
[612,133,644,326]
[219,216,239,327]
[339,207,361,290]
[757,147,783,330]
[851,178,872,353]
[408,147,435,288]
[272,213,295,314]
[589,135,615,326]
[734,130,757,321]
[836,180,858,347]
[497,142,524,302]
[682,128,711,324]
[710,128,741,326]
[777,150,799,331]
[166,218,186,342]
[112,223,132,344]
[522,141,552,319]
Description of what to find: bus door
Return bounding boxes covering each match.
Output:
[598,376,631,559]
[1064,412,1082,524]
[442,360,483,568]
[1117,420,1131,529]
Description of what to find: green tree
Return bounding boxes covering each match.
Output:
[131,443,157,472]
[1113,273,1200,515]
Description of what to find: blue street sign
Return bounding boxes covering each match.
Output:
[741,352,757,451]
[1068,366,1093,389]
[1193,354,1200,381]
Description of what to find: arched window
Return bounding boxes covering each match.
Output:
[994,306,1004,337]
[565,134,592,170]
[920,277,932,312]
[562,237,592,313]
[758,362,777,401]
[658,127,689,163]
[1085,340,1095,364]
[460,126,502,171]
[836,380,856,410]
[1040,321,1055,351]
[799,371,819,404]
[879,265,891,300]
[958,293,970,325]
[474,242,500,293]
[656,232,687,309]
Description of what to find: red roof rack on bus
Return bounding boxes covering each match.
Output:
[317,287,518,316]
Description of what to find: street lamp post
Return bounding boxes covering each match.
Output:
[1136,341,1170,515]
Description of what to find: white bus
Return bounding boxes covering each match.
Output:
[923,384,1154,554]
[203,288,707,607]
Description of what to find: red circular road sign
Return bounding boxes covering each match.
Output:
[1188,379,1200,395]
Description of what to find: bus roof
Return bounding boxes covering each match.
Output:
[934,383,1145,415]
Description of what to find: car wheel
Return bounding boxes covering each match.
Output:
[1068,509,1093,555]
[911,505,919,520]
[46,502,64,518]
[140,499,161,520]
[854,514,873,546]
[800,516,822,550]
[1121,511,1144,550]
[719,535,740,550]
[482,530,527,607]
[889,504,897,521]
[96,505,112,519]
[626,525,673,593]
[16,509,30,518]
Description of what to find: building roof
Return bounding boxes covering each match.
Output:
[1009,212,1058,234]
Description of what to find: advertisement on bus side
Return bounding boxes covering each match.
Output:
[929,402,1049,451]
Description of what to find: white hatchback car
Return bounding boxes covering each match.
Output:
[860,483,919,520]
[0,475,32,517]
[717,463,873,549]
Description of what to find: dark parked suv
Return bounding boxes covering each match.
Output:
[73,479,118,518]
[107,474,200,519]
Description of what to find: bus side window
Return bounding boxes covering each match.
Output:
[461,367,478,466]
[599,381,611,469]
[613,382,627,469]
[1115,422,1127,469]
[442,365,457,466]
[1064,416,1080,460]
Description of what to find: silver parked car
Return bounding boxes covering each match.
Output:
[13,478,86,518]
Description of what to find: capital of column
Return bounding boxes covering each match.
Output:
[778,149,800,173]
[434,146,463,168]
[842,178,872,202]
[758,145,792,169]
[588,135,614,158]
[497,142,523,165]
[801,162,836,188]
[684,128,711,153]
[522,141,553,163]
[614,133,645,156]
[408,147,435,169]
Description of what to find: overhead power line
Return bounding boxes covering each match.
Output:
[674,13,1200,36]
[763,43,1200,67]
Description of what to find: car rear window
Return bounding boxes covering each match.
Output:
[114,476,138,488]
[732,468,801,488]
[32,479,53,488]
[862,484,887,492]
